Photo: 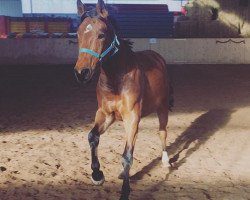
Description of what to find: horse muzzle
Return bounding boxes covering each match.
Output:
[74,68,93,83]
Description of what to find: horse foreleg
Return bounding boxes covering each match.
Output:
[88,109,114,185]
[120,112,140,200]
[88,126,104,185]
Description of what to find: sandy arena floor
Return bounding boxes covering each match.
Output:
[0,64,250,200]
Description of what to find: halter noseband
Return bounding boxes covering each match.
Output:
[79,35,120,61]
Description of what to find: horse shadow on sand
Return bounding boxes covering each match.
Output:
[130,108,233,184]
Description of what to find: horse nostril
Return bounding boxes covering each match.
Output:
[74,68,92,83]
[81,68,91,78]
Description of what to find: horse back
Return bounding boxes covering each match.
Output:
[136,50,167,71]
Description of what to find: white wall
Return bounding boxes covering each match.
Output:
[134,38,248,64]
[0,38,249,65]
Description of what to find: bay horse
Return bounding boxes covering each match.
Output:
[75,0,173,199]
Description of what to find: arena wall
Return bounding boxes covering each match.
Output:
[0,38,249,65]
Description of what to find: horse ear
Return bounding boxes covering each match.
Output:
[77,0,87,16]
[96,0,109,18]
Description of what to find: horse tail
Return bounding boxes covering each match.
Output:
[169,83,174,112]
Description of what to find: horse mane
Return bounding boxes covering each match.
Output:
[120,39,133,51]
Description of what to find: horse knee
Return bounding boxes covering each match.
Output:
[88,126,101,171]
[88,126,100,148]
[122,152,133,173]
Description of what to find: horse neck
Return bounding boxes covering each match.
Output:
[99,40,134,93]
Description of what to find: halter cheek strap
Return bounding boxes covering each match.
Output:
[79,35,120,61]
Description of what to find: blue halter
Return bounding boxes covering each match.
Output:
[79,35,120,61]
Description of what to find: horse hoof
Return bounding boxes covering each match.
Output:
[91,170,105,186]
[162,151,170,168]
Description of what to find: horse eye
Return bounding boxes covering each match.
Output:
[98,33,105,39]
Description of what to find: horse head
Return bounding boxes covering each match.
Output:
[74,0,119,83]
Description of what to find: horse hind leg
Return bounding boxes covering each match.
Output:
[157,105,170,168]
